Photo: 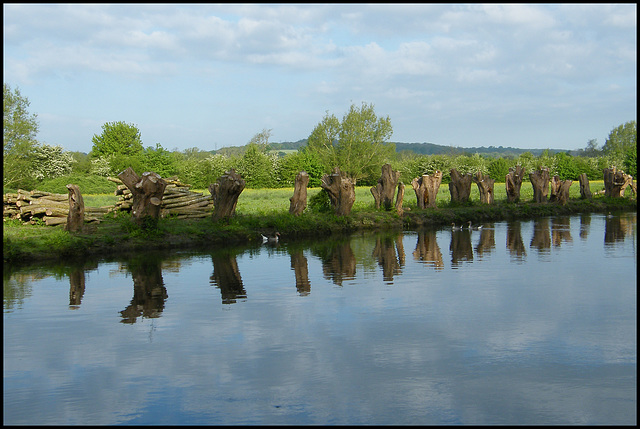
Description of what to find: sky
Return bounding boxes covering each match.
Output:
[3,3,637,154]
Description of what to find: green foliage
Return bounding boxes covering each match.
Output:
[32,144,76,180]
[307,188,332,213]
[487,157,510,182]
[90,121,144,159]
[623,143,637,177]
[553,152,580,181]
[603,120,636,160]
[235,142,279,188]
[38,173,118,194]
[277,148,327,187]
[142,143,178,178]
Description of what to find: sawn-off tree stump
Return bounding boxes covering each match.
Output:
[603,167,633,197]
[411,170,442,209]
[395,182,405,216]
[321,167,356,216]
[529,167,550,203]
[289,171,309,216]
[549,176,572,205]
[370,163,401,210]
[472,171,495,204]
[65,184,85,233]
[118,167,167,226]
[448,169,473,203]
[209,169,245,221]
[505,165,526,203]
[578,173,592,199]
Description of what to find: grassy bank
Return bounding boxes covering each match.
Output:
[4,182,637,265]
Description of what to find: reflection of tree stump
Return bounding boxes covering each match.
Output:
[529,167,550,203]
[412,229,443,269]
[475,227,495,257]
[371,164,401,210]
[530,217,551,251]
[320,242,356,286]
[506,221,526,261]
[118,167,167,226]
[450,229,473,266]
[209,169,245,220]
[505,165,526,203]
[289,171,309,216]
[603,167,633,197]
[120,258,168,324]
[372,235,404,282]
[472,171,495,204]
[290,250,310,295]
[321,167,356,216]
[411,170,442,209]
[395,182,405,216]
[549,176,572,205]
[65,184,85,232]
[210,252,246,304]
[551,217,573,247]
[448,169,473,203]
[69,268,85,307]
[578,173,592,199]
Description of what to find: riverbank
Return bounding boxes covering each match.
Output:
[3,195,636,266]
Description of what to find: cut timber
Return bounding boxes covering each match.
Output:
[549,176,573,205]
[505,165,526,203]
[370,164,401,210]
[321,167,356,216]
[289,171,309,216]
[472,171,495,204]
[529,167,550,203]
[448,169,473,203]
[603,166,633,197]
[411,170,442,209]
[209,169,245,220]
[65,184,85,232]
[118,167,167,226]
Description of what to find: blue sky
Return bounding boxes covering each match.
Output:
[3,3,636,153]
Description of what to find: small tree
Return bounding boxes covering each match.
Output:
[32,144,76,181]
[603,120,636,162]
[90,121,144,175]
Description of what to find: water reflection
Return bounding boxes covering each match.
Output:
[412,229,444,269]
[551,216,572,247]
[506,220,526,262]
[210,249,247,304]
[530,216,551,253]
[450,228,473,267]
[313,239,357,286]
[68,268,85,308]
[372,234,405,283]
[475,223,495,258]
[289,249,311,295]
[120,256,168,323]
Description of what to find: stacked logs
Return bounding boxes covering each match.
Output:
[3,189,107,226]
[108,176,214,219]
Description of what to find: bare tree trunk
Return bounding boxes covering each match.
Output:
[209,169,245,220]
[448,169,473,203]
[578,173,592,199]
[65,184,85,233]
[321,167,356,216]
[411,170,443,209]
[505,165,526,203]
[603,166,633,197]
[395,182,405,216]
[289,171,309,216]
[472,171,495,204]
[370,163,401,210]
[529,167,550,203]
[550,176,573,205]
[118,167,167,226]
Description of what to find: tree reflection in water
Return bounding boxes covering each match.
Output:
[412,229,443,270]
[372,233,405,283]
[450,228,473,267]
[120,256,168,323]
[506,220,526,262]
[210,249,247,304]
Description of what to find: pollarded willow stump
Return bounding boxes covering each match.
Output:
[472,171,495,204]
[118,167,167,226]
[209,169,245,221]
[289,171,309,216]
[549,176,573,205]
[505,165,526,203]
[395,182,405,216]
[411,170,443,209]
[603,167,633,198]
[448,169,473,203]
[321,167,356,216]
[529,167,550,203]
[65,183,85,233]
[370,163,401,210]
[578,173,592,199]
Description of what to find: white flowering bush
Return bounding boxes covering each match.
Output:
[32,144,75,181]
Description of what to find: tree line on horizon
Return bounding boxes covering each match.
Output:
[4,83,637,194]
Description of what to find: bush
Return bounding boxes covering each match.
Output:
[553,153,580,181]
[487,157,510,182]
[37,174,118,194]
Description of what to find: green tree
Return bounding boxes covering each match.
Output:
[602,120,636,163]
[487,157,510,182]
[142,143,178,178]
[236,142,278,188]
[3,83,40,189]
[90,121,144,176]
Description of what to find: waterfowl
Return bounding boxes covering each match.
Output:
[261,232,281,243]
[451,223,463,231]
[468,221,483,230]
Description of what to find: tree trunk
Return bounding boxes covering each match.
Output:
[65,184,85,233]
[505,165,525,203]
[603,166,633,197]
[448,169,473,203]
[578,173,592,199]
[395,182,405,216]
[321,167,356,216]
[118,167,167,226]
[289,171,309,216]
[411,170,442,209]
[529,167,550,203]
[209,169,245,221]
[549,176,572,205]
[472,171,495,204]
[370,164,401,210]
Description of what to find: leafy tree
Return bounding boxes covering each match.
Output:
[584,139,601,157]
[603,121,636,162]
[487,157,510,182]
[3,83,40,190]
[236,142,278,188]
[278,147,327,187]
[142,143,178,178]
[553,152,580,181]
[623,142,637,177]
[90,121,144,158]
[32,144,76,181]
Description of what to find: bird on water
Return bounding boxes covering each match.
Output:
[261,232,281,243]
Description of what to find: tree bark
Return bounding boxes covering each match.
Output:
[411,170,443,209]
[448,169,473,203]
[370,164,401,210]
[118,167,167,226]
[209,169,245,221]
[289,171,309,216]
[505,165,526,203]
[472,171,495,204]
[395,182,405,216]
[529,167,550,203]
[549,176,572,205]
[603,166,633,197]
[65,184,85,233]
[321,167,356,216]
[578,173,592,199]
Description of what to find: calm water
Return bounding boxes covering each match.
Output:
[3,212,637,425]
